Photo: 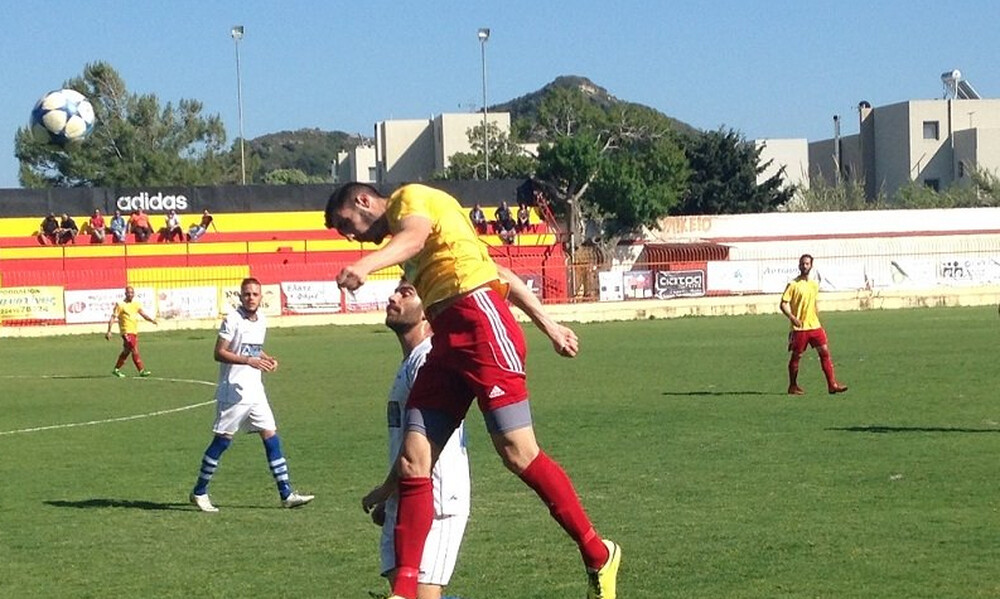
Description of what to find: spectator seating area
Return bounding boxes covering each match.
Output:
[0,206,567,304]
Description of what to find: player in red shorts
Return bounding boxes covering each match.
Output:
[780,254,848,395]
[105,286,158,377]
[327,182,620,599]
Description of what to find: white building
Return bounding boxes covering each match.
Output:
[810,94,1000,200]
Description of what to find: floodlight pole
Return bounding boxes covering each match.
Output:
[232,25,247,185]
[478,27,490,181]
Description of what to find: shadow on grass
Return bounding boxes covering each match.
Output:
[661,390,776,397]
[46,498,194,511]
[828,425,1000,434]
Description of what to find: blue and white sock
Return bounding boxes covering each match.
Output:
[262,434,292,499]
[193,435,232,495]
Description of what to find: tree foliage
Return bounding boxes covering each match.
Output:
[530,86,689,243]
[678,128,793,215]
[15,61,235,188]
[436,122,537,180]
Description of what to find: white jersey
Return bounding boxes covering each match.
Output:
[215,307,268,404]
[386,337,470,518]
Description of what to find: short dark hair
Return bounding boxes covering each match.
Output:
[325,182,380,229]
[241,277,262,289]
[799,254,813,262]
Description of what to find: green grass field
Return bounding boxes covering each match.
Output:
[2,306,999,598]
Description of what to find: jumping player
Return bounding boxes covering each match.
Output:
[326,182,620,599]
[188,278,314,512]
[105,285,157,377]
[780,254,849,395]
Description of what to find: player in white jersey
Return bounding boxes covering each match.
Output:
[363,281,471,599]
[188,277,314,513]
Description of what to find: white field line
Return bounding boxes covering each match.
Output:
[0,375,215,437]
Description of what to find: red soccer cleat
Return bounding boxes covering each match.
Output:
[787,385,806,395]
[828,383,849,395]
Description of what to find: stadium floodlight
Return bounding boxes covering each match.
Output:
[231,25,247,185]
[478,28,490,180]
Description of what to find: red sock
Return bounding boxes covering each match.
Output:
[519,451,608,570]
[115,353,128,369]
[391,477,433,599]
[132,352,144,371]
[820,353,836,387]
[788,356,800,386]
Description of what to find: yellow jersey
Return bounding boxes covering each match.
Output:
[113,300,143,334]
[386,184,499,309]
[781,278,822,331]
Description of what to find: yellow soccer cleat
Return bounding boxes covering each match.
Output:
[587,539,621,599]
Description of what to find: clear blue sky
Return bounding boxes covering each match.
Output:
[2,0,997,189]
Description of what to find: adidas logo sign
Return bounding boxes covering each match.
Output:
[488,385,505,399]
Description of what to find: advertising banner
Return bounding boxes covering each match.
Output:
[344,279,399,312]
[220,284,281,317]
[622,270,654,299]
[655,269,706,299]
[707,261,760,294]
[157,286,219,320]
[0,286,65,321]
[598,271,624,302]
[64,287,156,324]
[281,281,342,314]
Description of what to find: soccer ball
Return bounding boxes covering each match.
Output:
[31,89,96,144]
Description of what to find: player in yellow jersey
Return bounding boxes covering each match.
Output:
[105,286,158,377]
[779,254,848,395]
[326,183,619,599]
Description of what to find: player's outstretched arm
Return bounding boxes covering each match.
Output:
[337,216,432,291]
[497,264,578,357]
[139,309,158,326]
[105,310,117,340]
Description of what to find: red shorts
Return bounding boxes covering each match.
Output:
[788,328,827,354]
[121,333,139,352]
[407,288,528,422]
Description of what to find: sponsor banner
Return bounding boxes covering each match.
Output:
[281,281,342,314]
[707,261,760,294]
[598,271,624,302]
[622,270,654,299]
[759,263,801,293]
[64,287,156,324]
[655,269,706,299]
[220,284,281,317]
[0,286,65,321]
[344,279,399,312]
[936,256,1000,286]
[157,286,219,320]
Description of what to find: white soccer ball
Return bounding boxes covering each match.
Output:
[31,89,96,145]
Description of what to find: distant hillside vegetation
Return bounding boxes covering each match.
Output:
[247,128,367,180]
[492,75,699,140]
[246,76,696,181]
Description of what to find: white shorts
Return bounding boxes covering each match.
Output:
[212,384,276,434]
[380,507,469,587]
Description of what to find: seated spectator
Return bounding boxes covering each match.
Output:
[494,201,516,244]
[129,210,153,242]
[469,203,488,234]
[163,210,184,242]
[187,209,216,242]
[88,209,106,243]
[56,213,79,245]
[516,202,533,233]
[38,212,59,245]
[109,210,128,243]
